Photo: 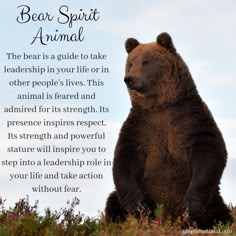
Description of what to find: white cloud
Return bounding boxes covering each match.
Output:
[221,158,236,205]
[218,118,236,159]
[100,0,236,45]
[190,59,236,90]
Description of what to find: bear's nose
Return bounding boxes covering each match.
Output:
[124,76,133,87]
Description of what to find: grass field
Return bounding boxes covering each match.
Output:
[0,196,235,236]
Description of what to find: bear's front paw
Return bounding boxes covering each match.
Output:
[137,201,148,212]
[120,191,149,216]
[183,194,206,217]
[132,201,150,217]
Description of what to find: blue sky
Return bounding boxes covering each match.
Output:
[0,0,236,216]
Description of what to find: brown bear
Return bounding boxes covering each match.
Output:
[105,32,233,229]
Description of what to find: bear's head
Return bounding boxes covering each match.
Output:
[124,32,197,109]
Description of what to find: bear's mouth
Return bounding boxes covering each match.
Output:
[128,84,147,94]
[127,84,136,90]
[124,76,146,93]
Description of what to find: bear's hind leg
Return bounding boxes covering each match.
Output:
[105,191,126,222]
[195,193,233,229]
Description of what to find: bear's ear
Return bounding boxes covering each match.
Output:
[156,32,176,53]
[125,38,140,54]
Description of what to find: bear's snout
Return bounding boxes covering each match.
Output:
[124,76,134,89]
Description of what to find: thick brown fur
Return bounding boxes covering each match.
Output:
[105,32,233,229]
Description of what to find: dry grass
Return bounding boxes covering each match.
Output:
[0,196,235,236]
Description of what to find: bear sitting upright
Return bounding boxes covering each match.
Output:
[105,32,233,229]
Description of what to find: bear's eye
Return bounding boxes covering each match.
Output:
[128,62,133,68]
[142,60,149,65]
